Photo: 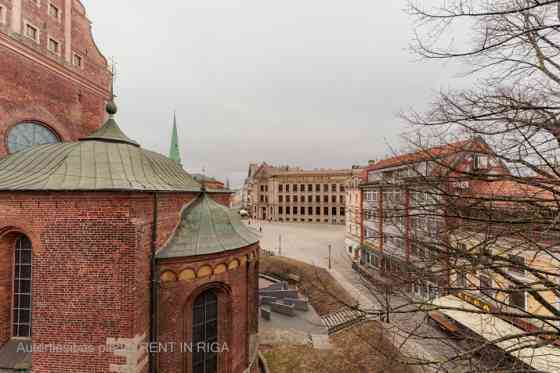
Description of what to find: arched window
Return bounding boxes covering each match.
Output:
[13,236,32,338]
[6,122,60,154]
[192,290,218,373]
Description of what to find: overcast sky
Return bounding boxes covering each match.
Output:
[82,0,459,188]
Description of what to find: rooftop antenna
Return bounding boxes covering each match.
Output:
[109,58,118,99]
[106,59,118,117]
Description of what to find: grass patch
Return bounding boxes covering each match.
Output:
[261,321,415,373]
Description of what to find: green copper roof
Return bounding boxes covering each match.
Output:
[81,118,140,147]
[0,104,201,192]
[169,113,182,165]
[157,193,259,259]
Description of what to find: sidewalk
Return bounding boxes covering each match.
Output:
[330,267,438,373]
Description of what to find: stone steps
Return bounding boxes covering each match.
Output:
[320,309,367,334]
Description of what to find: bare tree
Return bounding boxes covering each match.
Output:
[358,1,560,372]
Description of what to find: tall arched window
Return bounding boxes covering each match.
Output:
[192,290,218,373]
[13,236,32,338]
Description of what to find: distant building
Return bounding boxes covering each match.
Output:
[0,0,111,157]
[192,173,228,191]
[243,163,352,224]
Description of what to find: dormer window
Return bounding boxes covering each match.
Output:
[24,23,39,43]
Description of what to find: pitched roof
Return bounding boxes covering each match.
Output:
[157,193,259,259]
[367,139,482,172]
[0,106,201,192]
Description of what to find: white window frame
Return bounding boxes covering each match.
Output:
[24,21,40,43]
[47,36,61,55]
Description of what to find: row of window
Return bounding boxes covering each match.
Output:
[16,8,84,68]
[279,217,343,223]
[278,195,345,203]
[28,0,61,20]
[278,206,345,216]
[277,183,345,193]
[364,189,437,205]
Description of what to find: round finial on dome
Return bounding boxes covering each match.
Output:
[106,100,118,116]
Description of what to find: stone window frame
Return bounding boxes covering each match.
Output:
[47,35,61,55]
[23,20,40,44]
[47,1,62,22]
[0,5,6,25]
[72,52,84,69]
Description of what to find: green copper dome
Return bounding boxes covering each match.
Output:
[0,104,201,192]
[157,193,259,258]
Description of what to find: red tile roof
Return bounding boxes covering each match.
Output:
[366,139,481,172]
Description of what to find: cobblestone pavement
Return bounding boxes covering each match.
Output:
[254,221,494,373]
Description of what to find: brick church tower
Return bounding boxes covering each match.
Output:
[0,0,111,157]
[0,102,260,373]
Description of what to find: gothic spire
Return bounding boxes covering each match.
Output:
[169,111,182,165]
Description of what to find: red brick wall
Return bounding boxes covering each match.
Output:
[0,0,110,157]
[0,190,250,372]
[0,191,201,372]
[156,243,260,373]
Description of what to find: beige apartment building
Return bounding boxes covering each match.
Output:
[244,163,352,224]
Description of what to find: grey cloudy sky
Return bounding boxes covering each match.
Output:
[82,0,458,187]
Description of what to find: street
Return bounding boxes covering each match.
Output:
[253,221,494,373]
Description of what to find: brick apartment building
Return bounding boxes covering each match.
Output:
[244,163,351,224]
[0,0,111,157]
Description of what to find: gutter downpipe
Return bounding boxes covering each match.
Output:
[150,192,159,373]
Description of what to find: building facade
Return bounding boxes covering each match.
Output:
[245,163,352,224]
[344,165,365,259]
[360,139,505,298]
[0,0,111,157]
[358,140,560,342]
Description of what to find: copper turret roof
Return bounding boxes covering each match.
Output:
[157,193,259,259]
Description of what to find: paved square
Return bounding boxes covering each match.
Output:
[250,221,349,269]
